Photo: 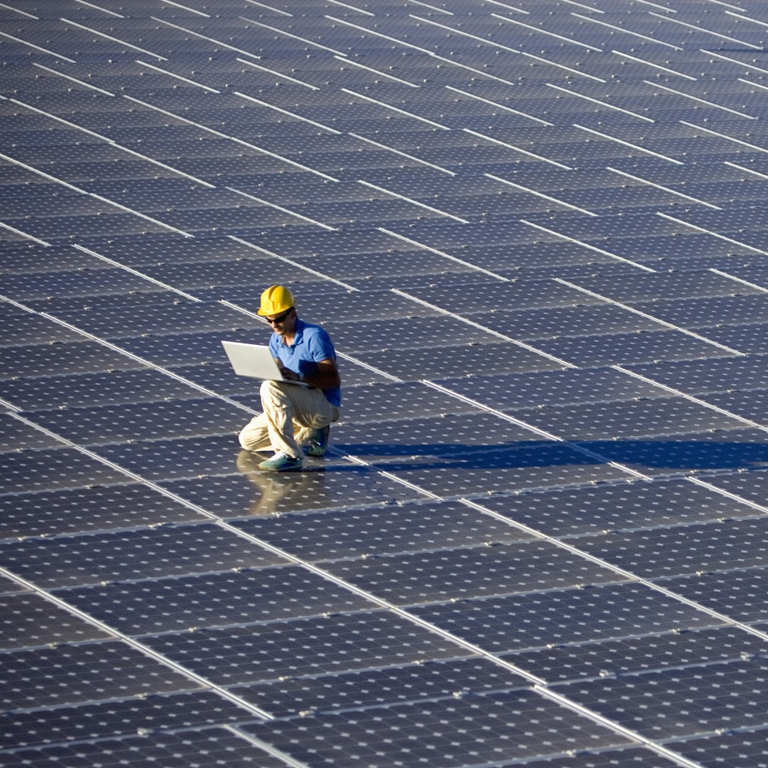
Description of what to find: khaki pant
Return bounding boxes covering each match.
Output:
[238,380,340,460]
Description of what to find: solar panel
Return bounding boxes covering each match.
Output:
[4,2,768,766]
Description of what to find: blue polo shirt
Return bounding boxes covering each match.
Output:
[269,319,341,407]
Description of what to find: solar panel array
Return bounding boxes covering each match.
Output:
[3,0,768,765]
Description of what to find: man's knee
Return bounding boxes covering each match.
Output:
[239,427,260,451]
[239,428,254,451]
[260,379,280,396]
[239,417,268,451]
[260,378,289,406]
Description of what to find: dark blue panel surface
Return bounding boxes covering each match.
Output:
[4,4,768,766]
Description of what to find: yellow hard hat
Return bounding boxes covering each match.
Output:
[258,285,296,316]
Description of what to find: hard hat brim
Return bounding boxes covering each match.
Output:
[257,305,294,317]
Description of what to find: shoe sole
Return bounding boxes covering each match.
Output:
[258,461,303,471]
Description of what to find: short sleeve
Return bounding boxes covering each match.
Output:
[307,328,336,362]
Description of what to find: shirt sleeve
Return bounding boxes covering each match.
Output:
[307,328,336,362]
[268,334,280,358]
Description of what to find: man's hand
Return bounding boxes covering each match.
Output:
[278,359,340,388]
[280,367,300,381]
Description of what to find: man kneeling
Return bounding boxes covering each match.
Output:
[238,285,341,471]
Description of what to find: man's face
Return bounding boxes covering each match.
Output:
[266,307,297,336]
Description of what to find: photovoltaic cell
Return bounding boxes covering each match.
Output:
[0,448,132,495]
[355,340,564,380]
[29,397,247,446]
[3,716,272,768]
[676,729,768,768]
[534,329,737,368]
[588,427,768,478]
[4,3,768,766]
[242,690,632,767]
[0,483,207,540]
[163,460,424,518]
[655,567,768,624]
[0,341,148,380]
[0,369,206,411]
[0,641,201,711]
[233,655,528,717]
[574,516,768,578]
[235,497,535,560]
[508,396,746,442]
[479,476,764,537]
[143,611,473,685]
[552,658,768,740]
[413,582,724,653]
[374,442,630,497]
[0,592,111,651]
[322,540,627,605]
[60,564,377,635]
[504,625,768,684]
[0,522,285,588]
[0,726,286,766]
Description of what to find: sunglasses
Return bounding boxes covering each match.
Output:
[266,308,293,325]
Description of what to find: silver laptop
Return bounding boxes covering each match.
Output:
[221,341,309,386]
